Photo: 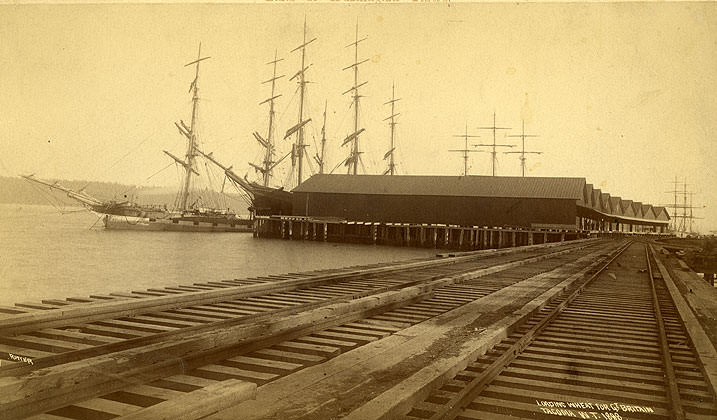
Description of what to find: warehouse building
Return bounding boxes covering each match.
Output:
[291,174,669,232]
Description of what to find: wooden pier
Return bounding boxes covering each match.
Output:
[253,215,586,250]
[1,239,714,420]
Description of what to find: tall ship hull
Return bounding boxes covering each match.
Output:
[193,149,294,218]
[245,183,293,216]
[20,174,256,232]
[103,213,252,232]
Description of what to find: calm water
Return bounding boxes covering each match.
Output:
[0,204,436,306]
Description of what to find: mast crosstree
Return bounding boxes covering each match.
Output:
[383,83,400,175]
[505,120,540,177]
[449,123,483,177]
[342,22,368,175]
[251,50,285,187]
[475,112,513,177]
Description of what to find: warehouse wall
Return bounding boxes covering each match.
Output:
[292,192,577,228]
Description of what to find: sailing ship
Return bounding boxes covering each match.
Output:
[227,21,376,218]
[23,45,252,232]
[199,20,318,218]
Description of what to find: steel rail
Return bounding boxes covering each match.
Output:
[645,244,686,420]
[427,240,633,420]
[649,242,717,402]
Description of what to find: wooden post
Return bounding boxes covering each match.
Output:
[560,232,565,242]
[372,225,377,244]
[482,229,488,249]
[444,228,450,247]
[498,231,503,248]
[281,221,286,239]
[323,223,328,241]
[512,231,516,247]
[528,231,534,245]
[458,229,464,249]
[543,232,548,244]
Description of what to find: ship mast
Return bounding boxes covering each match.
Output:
[342,22,368,175]
[315,101,328,174]
[169,44,210,212]
[252,50,284,187]
[449,123,482,176]
[505,120,540,177]
[383,83,400,175]
[285,17,315,186]
[475,112,513,176]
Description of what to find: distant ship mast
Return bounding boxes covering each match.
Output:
[285,18,315,186]
[251,50,285,187]
[449,123,483,176]
[383,83,400,175]
[505,120,540,177]
[315,101,328,174]
[475,112,513,176]
[167,43,210,211]
[342,22,368,175]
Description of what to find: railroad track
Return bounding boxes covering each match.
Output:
[0,238,624,419]
[0,239,600,365]
[403,241,717,420]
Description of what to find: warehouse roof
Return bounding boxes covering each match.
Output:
[294,174,587,200]
[653,207,670,221]
[610,197,623,215]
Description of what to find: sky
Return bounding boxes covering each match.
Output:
[1,2,715,232]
